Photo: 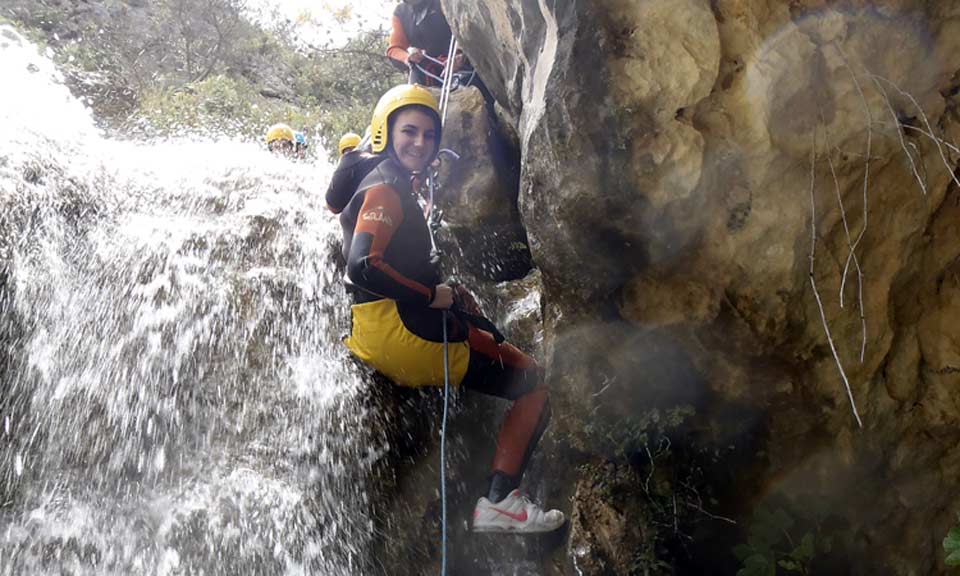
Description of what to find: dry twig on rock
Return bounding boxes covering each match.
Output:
[834,45,873,366]
[819,110,868,363]
[808,127,864,428]
[872,74,960,192]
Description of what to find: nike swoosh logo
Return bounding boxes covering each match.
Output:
[490,507,527,522]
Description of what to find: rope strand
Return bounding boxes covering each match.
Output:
[440,310,451,575]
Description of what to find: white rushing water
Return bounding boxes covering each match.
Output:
[0,25,379,575]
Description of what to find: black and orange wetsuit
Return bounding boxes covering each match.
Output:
[386,0,496,112]
[340,157,549,490]
[386,0,453,86]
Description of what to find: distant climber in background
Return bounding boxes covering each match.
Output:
[338,132,361,156]
[293,131,309,160]
[265,123,296,158]
[338,84,565,533]
[325,131,386,214]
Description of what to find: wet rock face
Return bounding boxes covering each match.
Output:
[436,86,531,282]
[568,463,662,576]
[446,0,720,304]
[446,0,960,572]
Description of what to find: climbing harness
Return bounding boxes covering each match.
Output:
[410,38,477,106]
[411,55,477,95]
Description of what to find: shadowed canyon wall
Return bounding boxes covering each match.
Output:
[439,1,960,573]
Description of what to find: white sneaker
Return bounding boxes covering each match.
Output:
[472,489,565,533]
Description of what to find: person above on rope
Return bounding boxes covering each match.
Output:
[339,84,564,533]
[265,123,296,158]
[386,0,470,87]
[293,130,309,160]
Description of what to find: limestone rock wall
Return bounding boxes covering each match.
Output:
[444,0,960,572]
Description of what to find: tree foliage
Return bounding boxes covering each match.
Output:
[298,29,404,155]
[4,0,404,156]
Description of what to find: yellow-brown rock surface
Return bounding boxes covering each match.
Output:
[443,0,960,572]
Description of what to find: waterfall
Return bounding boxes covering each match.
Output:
[0,25,379,575]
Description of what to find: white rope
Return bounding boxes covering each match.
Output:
[438,37,458,126]
[423,36,459,259]
[440,309,451,575]
[437,33,458,576]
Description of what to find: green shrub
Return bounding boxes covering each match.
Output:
[944,515,960,566]
[136,75,325,144]
[734,506,833,576]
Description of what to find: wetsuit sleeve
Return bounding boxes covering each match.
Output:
[346,184,435,305]
[325,159,348,214]
[386,14,412,70]
[325,154,356,214]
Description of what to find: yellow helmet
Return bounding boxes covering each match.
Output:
[369,84,440,154]
[265,123,295,145]
[338,132,362,156]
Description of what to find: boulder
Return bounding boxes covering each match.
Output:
[436,85,531,282]
[444,0,960,572]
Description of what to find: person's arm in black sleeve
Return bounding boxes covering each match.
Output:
[346,184,435,305]
[325,154,354,214]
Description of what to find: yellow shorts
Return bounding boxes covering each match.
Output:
[343,299,470,388]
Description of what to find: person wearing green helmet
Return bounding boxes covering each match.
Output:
[265,123,295,157]
[338,84,565,534]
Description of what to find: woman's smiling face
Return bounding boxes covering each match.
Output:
[390,108,437,173]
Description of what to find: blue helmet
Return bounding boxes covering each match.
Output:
[293,131,307,147]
